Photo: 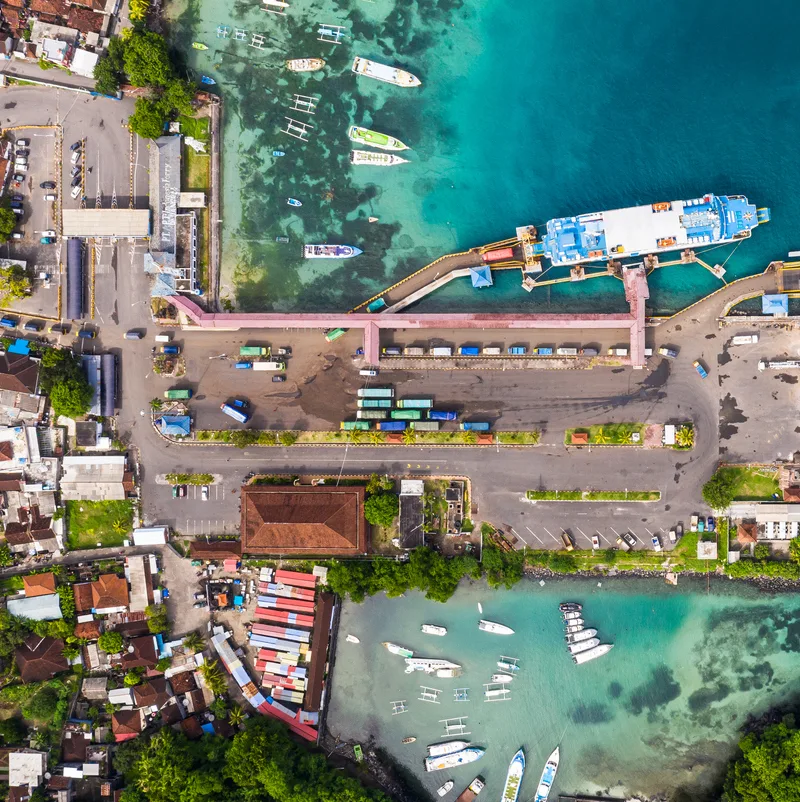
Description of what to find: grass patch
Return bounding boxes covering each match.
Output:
[0,575,24,595]
[717,466,781,501]
[178,115,210,142]
[565,423,645,446]
[66,500,134,549]
[527,490,660,502]
[496,431,540,445]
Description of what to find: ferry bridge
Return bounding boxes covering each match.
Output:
[165,265,649,367]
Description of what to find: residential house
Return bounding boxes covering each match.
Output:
[15,635,68,682]
[66,6,103,34]
[4,506,61,556]
[398,479,424,550]
[179,716,203,740]
[8,750,46,792]
[73,582,94,613]
[116,635,158,670]
[189,540,242,561]
[74,619,102,640]
[126,554,153,614]
[7,593,62,621]
[0,353,39,395]
[167,669,197,695]
[80,677,108,701]
[22,572,56,597]
[59,456,133,501]
[107,688,134,706]
[132,677,172,713]
[240,485,369,556]
[111,710,144,743]
[60,731,89,764]
[90,573,129,614]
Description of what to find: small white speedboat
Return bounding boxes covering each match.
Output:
[437,780,454,797]
[479,619,514,635]
[422,624,447,636]
[345,634,360,643]
[491,673,513,683]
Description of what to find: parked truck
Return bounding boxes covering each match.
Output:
[731,334,759,345]
[482,347,501,355]
[428,410,457,421]
[403,347,426,356]
[164,389,192,400]
[357,388,394,398]
[508,346,527,355]
[377,420,407,431]
[461,422,490,431]
[252,361,285,371]
[240,346,268,357]
[431,347,453,357]
[458,346,480,356]
[220,403,250,424]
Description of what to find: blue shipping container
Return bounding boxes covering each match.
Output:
[220,403,250,424]
[378,421,407,431]
[508,346,526,355]
[461,422,490,431]
[235,361,253,369]
[429,410,457,421]
[161,345,180,354]
[459,346,480,356]
[537,347,553,355]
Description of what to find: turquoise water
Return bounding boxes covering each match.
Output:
[169,0,800,313]
[327,579,800,801]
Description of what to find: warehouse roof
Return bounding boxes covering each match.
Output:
[61,209,150,238]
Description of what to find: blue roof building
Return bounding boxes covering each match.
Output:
[469,265,493,288]
[157,416,191,436]
[762,294,789,316]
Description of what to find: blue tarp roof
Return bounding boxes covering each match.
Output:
[762,294,789,316]
[201,722,215,735]
[8,339,30,355]
[469,265,493,288]
[157,416,191,436]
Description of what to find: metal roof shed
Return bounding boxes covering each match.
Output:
[132,527,168,546]
[62,209,151,238]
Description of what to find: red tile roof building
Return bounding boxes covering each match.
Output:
[15,635,68,682]
[0,353,39,394]
[90,574,129,611]
[240,485,368,556]
[66,4,103,32]
[111,709,144,742]
[23,573,56,597]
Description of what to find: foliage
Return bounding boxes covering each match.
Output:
[228,706,245,727]
[145,604,169,635]
[38,55,55,70]
[549,553,579,573]
[123,30,172,87]
[564,423,645,446]
[129,0,150,21]
[22,685,60,720]
[366,473,394,496]
[0,610,33,658]
[790,537,800,564]
[166,473,213,485]
[93,52,122,96]
[675,425,695,449]
[715,465,781,502]
[57,583,75,620]
[481,543,524,588]
[495,430,541,445]
[278,430,298,446]
[230,429,259,449]
[209,697,228,718]
[702,469,736,510]
[124,669,143,687]
[754,543,771,560]
[0,263,30,302]
[150,398,163,411]
[62,645,80,660]
[198,659,227,696]
[98,631,124,654]
[182,631,204,653]
[39,349,93,419]
[364,493,399,527]
[66,500,133,549]
[155,657,172,672]
[723,719,800,802]
[725,559,800,579]
[0,715,27,745]
[0,543,12,567]
[128,96,167,139]
[526,489,660,502]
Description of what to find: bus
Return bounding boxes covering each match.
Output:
[357,399,392,408]
[461,422,490,431]
[429,410,457,421]
[390,409,422,421]
[164,388,192,400]
[410,421,440,431]
[240,346,268,357]
[357,388,394,398]
[356,410,387,420]
[220,403,250,424]
[325,328,347,342]
[397,398,433,409]
[340,421,371,430]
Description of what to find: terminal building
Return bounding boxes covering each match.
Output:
[541,193,765,267]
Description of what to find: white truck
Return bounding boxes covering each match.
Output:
[731,334,759,345]
[253,361,286,371]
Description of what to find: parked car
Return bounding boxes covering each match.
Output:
[697,518,705,533]
[44,194,57,202]
[676,523,683,538]
[23,321,43,332]
[77,329,95,339]
[15,149,29,157]
[668,529,677,544]
[658,347,678,358]
[50,324,70,334]
[359,369,378,377]
[172,486,179,498]
[693,360,708,379]
[70,150,81,165]
[41,230,56,238]
[621,532,637,547]
[71,175,82,187]
[71,166,81,177]
[193,600,208,609]
[560,532,574,551]
[651,535,662,552]
[201,485,209,501]
[707,516,716,533]
[71,185,83,200]
[11,194,23,202]
[12,208,23,216]
[16,138,29,146]
[690,514,698,532]
[231,398,249,410]
[70,141,82,151]
[124,330,144,340]
[193,592,206,600]
[14,157,27,166]
[13,174,25,183]
[10,201,22,209]
[40,181,56,189]
[591,534,600,549]
[179,485,187,498]
[272,375,286,382]
[11,233,23,240]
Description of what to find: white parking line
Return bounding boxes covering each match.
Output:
[609,526,620,537]
[542,527,558,543]
[575,526,587,540]
[644,527,653,536]
[596,532,609,545]
[525,526,544,545]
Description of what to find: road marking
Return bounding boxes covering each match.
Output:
[542,527,558,543]
[609,526,620,537]
[596,531,609,545]
[575,526,587,541]
[644,527,653,536]
[525,526,544,545]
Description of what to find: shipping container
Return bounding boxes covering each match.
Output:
[508,346,526,355]
[403,346,426,356]
[220,403,250,423]
[536,347,553,355]
[458,346,480,356]
[325,328,346,342]
[461,421,490,431]
[357,399,393,408]
[482,347,502,355]
[481,247,515,262]
[429,410,457,421]
[155,334,172,343]
[390,409,422,420]
[340,421,371,430]
[357,388,394,398]
[235,362,253,369]
[410,420,440,431]
[240,346,268,356]
[356,410,387,420]
[397,399,433,409]
[579,348,598,356]
[382,346,402,356]
[164,388,192,400]
[731,334,759,345]
[161,345,180,354]
[557,347,578,356]
[431,347,453,356]
[607,348,628,356]
[252,361,285,371]
[377,420,407,431]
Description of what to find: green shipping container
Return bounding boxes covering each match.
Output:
[411,421,440,431]
[164,389,192,400]
[397,398,433,409]
[357,399,392,408]
[340,421,371,430]
[240,346,267,356]
[391,409,422,420]
[357,388,394,398]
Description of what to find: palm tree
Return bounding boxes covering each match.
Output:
[593,428,609,444]
[228,706,245,727]
[528,429,541,445]
[620,431,634,445]
[402,428,416,445]
[462,431,477,445]
[369,431,383,445]
[676,426,695,448]
[348,429,363,445]
[149,398,163,411]
[182,631,205,654]
[199,659,227,696]
[111,517,129,535]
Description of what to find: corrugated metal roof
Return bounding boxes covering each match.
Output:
[62,209,151,238]
[8,593,62,620]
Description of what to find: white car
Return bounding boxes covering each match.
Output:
[70,150,81,165]
[201,485,209,501]
[651,535,662,552]
[71,185,82,199]
[44,194,57,201]
[41,230,56,238]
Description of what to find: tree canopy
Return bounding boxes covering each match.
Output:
[98,631,124,654]
[363,493,399,527]
[123,30,172,87]
[39,348,93,419]
[702,470,736,510]
[0,205,18,244]
[724,719,800,801]
[117,720,389,802]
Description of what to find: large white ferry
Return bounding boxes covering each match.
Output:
[350,150,408,167]
[351,56,421,87]
[404,656,461,674]
[427,740,470,757]
[348,125,409,151]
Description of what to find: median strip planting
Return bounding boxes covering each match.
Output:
[527,490,661,502]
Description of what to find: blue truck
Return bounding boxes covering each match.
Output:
[377,420,407,431]
[458,346,480,356]
[234,361,253,369]
[0,317,17,329]
[429,410,457,421]
[161,345,180,355]
[535,347,553,355]
[508,346,527,355]
[461,422,490,431]
[220,403,250,424]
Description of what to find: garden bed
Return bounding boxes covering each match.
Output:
[526,490,661,502]
[564,423,646,446]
